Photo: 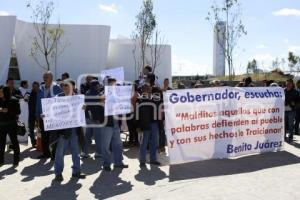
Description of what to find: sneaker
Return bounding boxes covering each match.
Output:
[139,162,146,167]
[114,164,129,169]
[150,161,161,166]
[54,174,64,182]
[72,172,86,179]
[103,166,112,171]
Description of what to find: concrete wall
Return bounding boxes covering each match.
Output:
[15,20,111,83]
[0,16,16,84]
[107,39,172,83]
[0,16,172,85]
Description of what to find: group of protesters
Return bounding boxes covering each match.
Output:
[0,65,299,182]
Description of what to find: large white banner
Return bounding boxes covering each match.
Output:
[101,67,125,82]
[105,85,133,116]
[42,95,86,131]
[164,87,285,165]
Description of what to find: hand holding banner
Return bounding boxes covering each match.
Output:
[41,95,86,131]
[100,67,125,82]
[105,85,133,116]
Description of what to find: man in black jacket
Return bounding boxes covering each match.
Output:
[285,79,300,143]
[83,80,103,158]
[6,78,22,99]
[28,82,39,147]
[138,80,162,167]
[0,86,21,167]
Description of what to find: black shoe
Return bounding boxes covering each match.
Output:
[103,166,112,171]
[37,154,51,159]
[31,141,37,148]
[72,172,86,179]
[114,164,129,169]
[123,142,134,148]
[139,162,146,167]
[54,174,64,182]
[150,161,161,166]
[13,157,19,167]
[0,162,4,168]
[7,145,13,152]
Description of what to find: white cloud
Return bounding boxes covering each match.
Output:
[288,46,300,53]
[273,8,300,16]
[250,53,275,68]
[284,38,289,44]
[172,56,211,76]
[99,4,119,14]
[0,11,10,16]
[256,44,267,49]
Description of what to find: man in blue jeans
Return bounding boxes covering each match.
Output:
[83,80,104,158]
[101,78,128,171]
[139,122,160,166]
[53,80,86,182]
[138,80,162,167]
[82,125,102,158]
[101,120,128,171]
[55,128,85,182]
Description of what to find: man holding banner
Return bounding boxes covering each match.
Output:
[101,78,129,171]
[41,79,86,182]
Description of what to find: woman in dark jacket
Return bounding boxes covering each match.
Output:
[0,86,21,167]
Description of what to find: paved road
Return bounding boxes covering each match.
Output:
[1,137,300,200]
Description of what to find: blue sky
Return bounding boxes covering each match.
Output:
[1,0,300,76]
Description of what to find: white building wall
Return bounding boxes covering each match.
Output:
[15,20,110,83]
[0,16,16,84]
[0,16,172,85]
[213,21,226,77]
[107,39,172,83]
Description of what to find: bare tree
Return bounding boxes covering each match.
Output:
[131,34,141,79]
[150,29,166,73]
[271,58,281,71]
[27,0,65,76]
[132,0,156,78]
[206,0,247,80]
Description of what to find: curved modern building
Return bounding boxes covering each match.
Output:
[108,39,172,83]
[0,15,172,84]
